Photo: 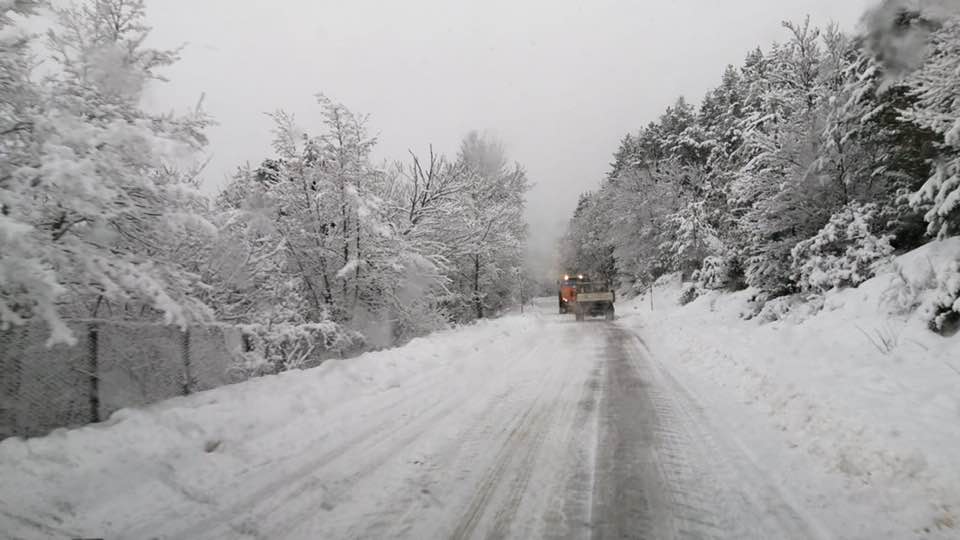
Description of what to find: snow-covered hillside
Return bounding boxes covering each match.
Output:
[620,238,960,538]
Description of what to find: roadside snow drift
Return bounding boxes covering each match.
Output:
[0,315,546,539]
[620,238,960,538]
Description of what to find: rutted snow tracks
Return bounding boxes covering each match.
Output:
[17,303,825,540]
[592,326,825,540]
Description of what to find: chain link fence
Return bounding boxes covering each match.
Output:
[0,320,244,440]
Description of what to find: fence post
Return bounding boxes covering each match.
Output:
[88,322,100,423]
[0,326,25,438]
[181,328,192,395]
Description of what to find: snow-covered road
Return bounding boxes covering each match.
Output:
[1,299,828,539]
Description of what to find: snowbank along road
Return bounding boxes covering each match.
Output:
[0,298,829,540]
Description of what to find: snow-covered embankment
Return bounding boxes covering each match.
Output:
[620,239,960,538]
[0,315,546,538]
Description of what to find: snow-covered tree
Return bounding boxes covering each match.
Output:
[1,1,48,335]
[557,7,960,332]
[447,132,530,320]
[215,100,533,347]
[732,21,832,294]
[862,0,958,77]
[791,203,894,292]
[560,192,616,282]
[209,164,303,325]
[904,16,960,239]
[1,0,214,344]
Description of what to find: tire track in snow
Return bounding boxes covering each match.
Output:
[258,363,548,538]
[487,376,574,539]
[590,324,662,540]
[448,382,554,539]
[115,336,491,538]
[129,332,549,540]
[392,325,599,540]
[610,324,827,539]
[155,388,457,539]
[312,337,559,539]
[543,362,604,540]
[448,326,589,540]
[236,336,554,540]
[630,329,831,540]
[276,340,558,540]
[348,374,549,539]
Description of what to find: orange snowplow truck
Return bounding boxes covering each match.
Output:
[557,273,584,314]
[558,273,616,321]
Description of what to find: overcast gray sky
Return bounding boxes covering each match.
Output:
[145,0,873,275]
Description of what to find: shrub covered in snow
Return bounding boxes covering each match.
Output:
[880,239,960,335]
[753,293,827,324]
[791,204,895,293]
[238,321,364,373]
[881,265,936,315]
[695,256,728,290]
[755,294,804,323]
[678,283,699,306]
[924,260,960,335]
[694,254,748,291]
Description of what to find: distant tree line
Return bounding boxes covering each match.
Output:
[561,6,960,333]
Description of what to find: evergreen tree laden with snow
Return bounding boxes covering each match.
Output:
[904,16,960,239]
[563,14,959,319]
